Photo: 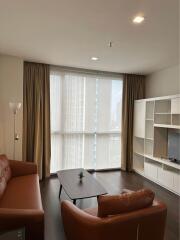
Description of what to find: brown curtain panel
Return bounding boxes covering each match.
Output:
[23,62,51,179]
[121,74,145,172]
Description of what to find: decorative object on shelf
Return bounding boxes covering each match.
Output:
[78,171,85,182]
[9,102,22,159]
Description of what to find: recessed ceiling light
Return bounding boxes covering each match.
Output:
[91,57,99,61]
[133,15,145,24]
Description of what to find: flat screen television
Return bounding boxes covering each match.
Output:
[168,129,180,163]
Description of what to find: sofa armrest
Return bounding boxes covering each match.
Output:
[0,208,44,240]
[0,208,44,223]
[9,160,37,177]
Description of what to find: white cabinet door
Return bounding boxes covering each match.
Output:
[171,97,180,114]
[158,167,174,189]
[144,161,158,180]
[173,171,180,194]
[134,101,146,138]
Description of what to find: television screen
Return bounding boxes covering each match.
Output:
[168,129,180,161]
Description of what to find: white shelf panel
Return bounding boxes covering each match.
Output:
[135,94,180,103]
[134,152,144,157]
[133,152,180,171]
[154,124,180,129]
[155,113,171,115]
[145,137,153,141]
[144,154,180,170]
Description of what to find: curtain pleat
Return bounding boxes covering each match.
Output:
[121,74,145,172]
[23,62,51,179]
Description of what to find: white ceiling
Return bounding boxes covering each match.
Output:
[0,0,179,74]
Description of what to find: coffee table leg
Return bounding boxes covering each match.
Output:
[59,184,62,199]
[73,199,76,205]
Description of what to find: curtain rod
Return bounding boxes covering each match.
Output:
[51,64,123,78]
[24,61,145,77]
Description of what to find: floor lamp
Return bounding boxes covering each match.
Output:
[9,102,22,160]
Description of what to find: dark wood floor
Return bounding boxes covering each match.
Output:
[40,171,179,240]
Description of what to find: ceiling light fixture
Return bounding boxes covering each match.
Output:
[133,15,145,24]
[91,57,99,61]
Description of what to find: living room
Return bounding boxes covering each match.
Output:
[0,0,179,240]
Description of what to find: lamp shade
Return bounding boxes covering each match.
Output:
[9,102,22,114]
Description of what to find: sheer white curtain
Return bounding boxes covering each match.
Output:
[50,68,123,173]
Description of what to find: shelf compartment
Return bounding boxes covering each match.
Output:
[133,137,144,155]
[146,101,154,120]
[145,139,154,156]
[154,127,168,158]
[154,99,171,114]
[171,97,180,114]
[145,120,154,139]
[172,114,180,126]
[154,113,171,125]
[133,153,144,174]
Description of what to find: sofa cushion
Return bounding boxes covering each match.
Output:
[0,155,11,182]
[0,174,43,210]
[97,189,155,217]
[0,155,12,199]
[0,176,7,199]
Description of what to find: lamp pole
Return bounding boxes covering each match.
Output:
[9,102,21,160]
[13,111,16,160]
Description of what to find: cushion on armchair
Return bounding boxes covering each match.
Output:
[97,188,155,217]
[0,155,12,199]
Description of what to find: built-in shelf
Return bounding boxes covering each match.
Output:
[154,124,180,129]
[133,94,180,196]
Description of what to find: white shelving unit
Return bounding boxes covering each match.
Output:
[133,94,180,195]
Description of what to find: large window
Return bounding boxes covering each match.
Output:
[50,68,123,173]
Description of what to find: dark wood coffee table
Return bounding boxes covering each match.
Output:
[57,168,107,204]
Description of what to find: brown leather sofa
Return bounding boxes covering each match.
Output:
[61,189,167,240]
[0,155,44,240]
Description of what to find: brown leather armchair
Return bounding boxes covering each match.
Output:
[0,156,44,240]
[61,198,167,240]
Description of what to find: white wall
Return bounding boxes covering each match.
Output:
[0,55,23,160]
[146,65,180,98]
